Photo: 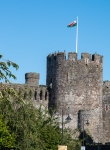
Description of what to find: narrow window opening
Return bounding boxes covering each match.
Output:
[45,92,47,100]
[29,90,32,98]
[54,56,56,60]
[35,91,37,100]
[49,58,51,62]
[50,78,52,83]
[40,90,42,100]
[66,73,68,82]
[105,104,108,111]
[106,105,108,111]
[24,92,27,99]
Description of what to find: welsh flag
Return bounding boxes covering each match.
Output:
[67,20,77,27]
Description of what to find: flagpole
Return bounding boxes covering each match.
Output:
[76,16,78,53]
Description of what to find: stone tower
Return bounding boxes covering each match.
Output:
[102,81,110,143]
[25,72,40,87]
[46,51,103,143]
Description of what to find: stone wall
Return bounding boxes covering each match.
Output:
[102,81,110,142]
[1,74,48,109]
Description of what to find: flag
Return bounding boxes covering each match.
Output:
[67,20,77,27]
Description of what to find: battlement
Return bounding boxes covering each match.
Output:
[81,53,91,60]
[25,72,40,79]
[68,52,77,61]
[103,81,110,88]
[92,54,103,63]
[47,51,103,64]
[47,51,66,62]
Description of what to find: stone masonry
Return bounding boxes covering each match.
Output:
[2,51,110,143]
[47,52,103,143]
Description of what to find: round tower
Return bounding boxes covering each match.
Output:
[46,51,66,108]
[25,72,40,87]
[46,51,103,143]
[102,81,110,143]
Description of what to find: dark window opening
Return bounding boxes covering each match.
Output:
[49,58,51,62]
[24,92,27,99]
[92,55,94,61]
[66,73,68,82]
[40,90,42,100]
[45,92,47,100]
[105,104,108,111]
[54,56,56,60]
[35,91,37,100]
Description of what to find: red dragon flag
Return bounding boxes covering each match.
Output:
[67,20,77,27]
[67,17,78,53]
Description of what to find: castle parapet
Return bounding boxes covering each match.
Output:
[25,72,40,87]
[56,52,66,60]
[47,52,66,62]
[81,53,91,60]
[68,52,77,61]
[92,54,103,63]
[47,51,103,66]
[103,80,110,89]
[80,52,103,64]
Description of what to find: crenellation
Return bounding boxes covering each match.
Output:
[47,52,66,61]
[68,52,77,61]
[103,80,110,88]
[92,54,103,63]
[81,53,91,60]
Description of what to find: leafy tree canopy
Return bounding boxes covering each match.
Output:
[0,54,19,82]
[0,55,82,150]
[0,114,15,149]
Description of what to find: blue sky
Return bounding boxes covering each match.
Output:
[0,0,110,84]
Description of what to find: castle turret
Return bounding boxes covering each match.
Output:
[25,72,40,87]
[47,51,66,108]
[46,51,103,143]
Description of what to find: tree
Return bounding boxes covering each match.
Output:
[35,107,62,150]
[0,114,15,149]
[0,54,82,150]
[0,54,19,81]
[0,96,82,150]
[0,54,20,149]
[63,128,82,150]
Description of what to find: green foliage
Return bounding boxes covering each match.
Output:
[0,97,82,150]
[63,128,82,150]
[0,55,82,150]
[0,54,19,82]
[35,107,62,150]
[0,115,15,149]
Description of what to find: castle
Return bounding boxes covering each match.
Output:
[3,51,110,143]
